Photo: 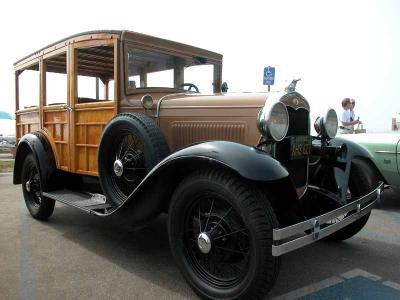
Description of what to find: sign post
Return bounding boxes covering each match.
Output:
[263,66,275,92]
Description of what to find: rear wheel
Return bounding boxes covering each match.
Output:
[168,170,280,300]
[21,154,55,220]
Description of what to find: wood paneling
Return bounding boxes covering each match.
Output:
[74,104,114,175]
[43,107,69,170]
[15,34,119,177]
[16,109,40,142]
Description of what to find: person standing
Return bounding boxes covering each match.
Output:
[350,99,356,121]
[340,98,360,133]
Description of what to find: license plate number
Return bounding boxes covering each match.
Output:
[290,136,311,159]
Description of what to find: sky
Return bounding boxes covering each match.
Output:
[0,0,399,135]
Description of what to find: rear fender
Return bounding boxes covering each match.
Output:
[13,133,56,191]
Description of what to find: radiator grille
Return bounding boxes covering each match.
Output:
[171,121,246,150]
[275,106,310,188]
[286,107,309,136]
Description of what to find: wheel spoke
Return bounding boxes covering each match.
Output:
[198,206,202,232]
[209,206,232,235]
[213,227,248,240]
[214,246,248,255]
[204,199,214,232]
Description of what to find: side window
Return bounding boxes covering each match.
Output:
[76,45,114,103]
[18,63,39,109]
[45,53,67,105]
[127,48,175,89]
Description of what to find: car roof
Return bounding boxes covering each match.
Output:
[14,30,222,68]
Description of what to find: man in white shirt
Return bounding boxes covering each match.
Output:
[340,98,360,133]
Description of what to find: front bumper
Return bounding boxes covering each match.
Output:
[272,182,384,256]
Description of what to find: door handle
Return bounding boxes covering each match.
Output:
[62,105,73,111]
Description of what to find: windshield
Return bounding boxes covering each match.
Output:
[125,48,217,94]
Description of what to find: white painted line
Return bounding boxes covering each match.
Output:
[340,268,381,281]
[382,281,400,291]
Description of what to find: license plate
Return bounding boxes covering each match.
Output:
[290,136,311,159]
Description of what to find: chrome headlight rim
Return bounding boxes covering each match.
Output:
[314,108,338,139]
[257,102,289,142]
[323,108,338,139]
[140,94,154,109]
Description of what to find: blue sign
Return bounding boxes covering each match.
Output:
[263,66,275,85]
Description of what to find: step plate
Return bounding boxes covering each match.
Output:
[43,190,111,212]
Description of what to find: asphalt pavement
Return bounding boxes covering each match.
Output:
[0,172,399,300]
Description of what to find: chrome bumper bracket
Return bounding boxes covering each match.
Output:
[272,182,384,256]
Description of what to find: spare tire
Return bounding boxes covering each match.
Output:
[98,113,170,206]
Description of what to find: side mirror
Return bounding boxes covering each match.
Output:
[221,82,228,93]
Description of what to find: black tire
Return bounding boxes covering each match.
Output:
[98,113,170,206]
[21,154,55,220]
[324,159,378,242]
[168,169,280,300]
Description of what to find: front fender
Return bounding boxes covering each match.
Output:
[163,141,289,181]
[330,136,385,181]
[330,137,374,160]
[101,141,291,223]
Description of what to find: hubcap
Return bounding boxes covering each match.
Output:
[113,159,123,177]
[197,232,212,254]
[26,180,31,192]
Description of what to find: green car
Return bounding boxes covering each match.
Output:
[339,132,400,190]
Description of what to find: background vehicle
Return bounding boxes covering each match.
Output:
[340,132,400,190]
[13,30,384,300]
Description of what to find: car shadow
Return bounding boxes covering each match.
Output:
[42,205,198,299]
[38,189,400,300]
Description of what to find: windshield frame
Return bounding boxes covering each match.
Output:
[123,42,222,95]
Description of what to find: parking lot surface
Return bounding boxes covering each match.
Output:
[1,172,399,299]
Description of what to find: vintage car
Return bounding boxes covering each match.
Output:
[339,132,400,190]
[13,30,384,300]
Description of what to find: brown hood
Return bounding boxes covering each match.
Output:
[157,93,269,151]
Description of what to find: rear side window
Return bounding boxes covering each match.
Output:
[18,63,39,109]
[45,52,67,105]
[76,45,114,103]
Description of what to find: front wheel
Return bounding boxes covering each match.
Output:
[168,170,280,300]
[21,154,55,220]
[324,159,379,242]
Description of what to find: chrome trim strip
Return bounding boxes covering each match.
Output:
[375,150,399,155]
[155,92,187,125]
[272,182,384,256]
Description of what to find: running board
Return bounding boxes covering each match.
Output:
[43,190,112,214]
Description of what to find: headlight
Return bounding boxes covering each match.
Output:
[140,94,154,109]
[257,102,289,141]
[314,108,338,139]
[324,109,338,138]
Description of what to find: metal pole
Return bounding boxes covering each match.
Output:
[96,77,99,100]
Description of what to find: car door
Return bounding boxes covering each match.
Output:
[69,39,119,176]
